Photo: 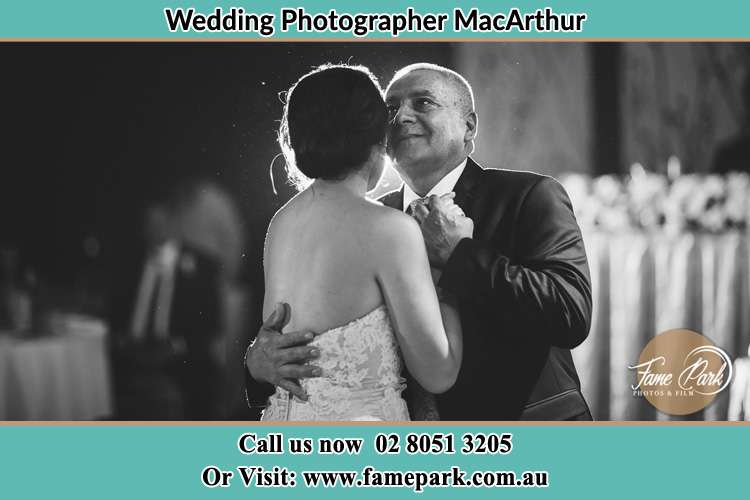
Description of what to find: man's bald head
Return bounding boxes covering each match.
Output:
[386,63,475,116]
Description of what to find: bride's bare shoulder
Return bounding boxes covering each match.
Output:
[364,202,422,247]
[264,190,312,245]
[363,198,408,221]
[269,190,311,224]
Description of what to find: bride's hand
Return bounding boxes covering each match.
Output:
[440,196,467,222]
[412,192,466,223]
[420,193,474,267]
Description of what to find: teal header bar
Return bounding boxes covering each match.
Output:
[0,0,749,39]
[1,424,748,499]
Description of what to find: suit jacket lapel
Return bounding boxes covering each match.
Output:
[453,157,482,214]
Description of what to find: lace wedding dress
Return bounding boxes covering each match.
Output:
[261,305,410,421]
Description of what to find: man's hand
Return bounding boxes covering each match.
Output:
[413,193,474,267]
[245,303,321,401]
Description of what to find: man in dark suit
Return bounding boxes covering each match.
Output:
[245,63,592,420]
[111,190,224,419]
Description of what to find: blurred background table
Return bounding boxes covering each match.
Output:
[0,316,112,420]
[573,230,750,420]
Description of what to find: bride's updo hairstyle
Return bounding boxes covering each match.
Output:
[279,64,388,189]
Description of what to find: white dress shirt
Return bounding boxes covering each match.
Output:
[402,159,467,212]
[130,241,179,341]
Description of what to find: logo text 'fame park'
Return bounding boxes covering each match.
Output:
[629,329,733,415]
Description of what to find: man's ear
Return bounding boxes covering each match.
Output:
[464,111,478,143]
[464,112,478,154]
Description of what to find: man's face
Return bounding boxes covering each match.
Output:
[385,70,469,178]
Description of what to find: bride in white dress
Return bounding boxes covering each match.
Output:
[261,64,468,421]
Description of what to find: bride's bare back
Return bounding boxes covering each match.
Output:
[264,179,462,394]
[264,185,390,333]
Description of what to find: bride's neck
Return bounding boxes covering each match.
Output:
[310,172,369,199]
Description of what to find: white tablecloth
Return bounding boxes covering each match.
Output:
[0,329,113,420]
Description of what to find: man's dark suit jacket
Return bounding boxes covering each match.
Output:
[111,242,222,351]
[111,242,223,419]
[245,158,592,420]
[380,159,592,420]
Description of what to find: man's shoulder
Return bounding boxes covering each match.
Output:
[468,163,572,214]
[473,163,557,194]
[475,163,545,182]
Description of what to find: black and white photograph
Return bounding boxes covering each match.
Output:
[1,42,749,422]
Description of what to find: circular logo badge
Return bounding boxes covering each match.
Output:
[629,329,733,415]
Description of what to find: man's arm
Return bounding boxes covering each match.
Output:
[438,177,592,349]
